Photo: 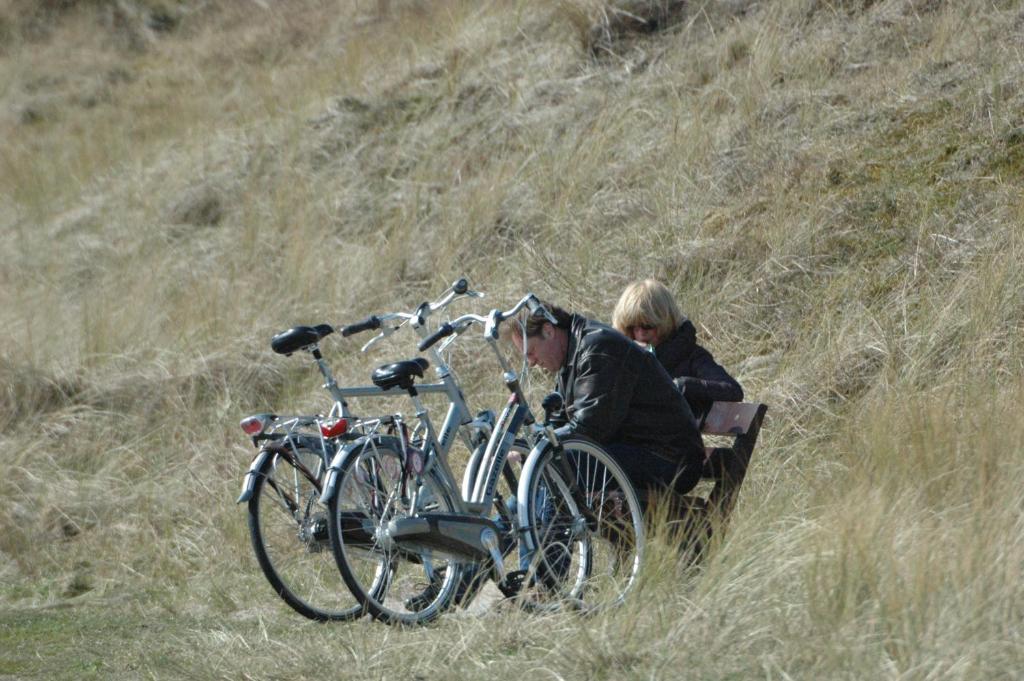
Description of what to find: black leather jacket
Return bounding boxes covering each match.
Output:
[549,315,705,466]
[655,321,744,423]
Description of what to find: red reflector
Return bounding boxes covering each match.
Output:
[240,416,267,436]
[320,418,348,438]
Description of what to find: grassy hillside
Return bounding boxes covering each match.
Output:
[2,0,1023,678]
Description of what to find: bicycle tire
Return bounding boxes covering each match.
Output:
[518,438,644,611]
[326,436,462,625]
[247,446,364,621]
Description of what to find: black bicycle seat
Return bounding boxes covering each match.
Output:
[271,324,334,355]
[371,358,430,391]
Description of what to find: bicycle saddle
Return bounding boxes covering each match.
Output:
[271,324,335,355]
[371,358,430,391]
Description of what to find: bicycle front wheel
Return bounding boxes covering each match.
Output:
[248,446,363,621]
[327,436,463,625]
[518,438,644,611]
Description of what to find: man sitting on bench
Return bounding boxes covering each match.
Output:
[509,301,707,505]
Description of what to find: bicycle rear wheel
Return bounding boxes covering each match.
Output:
[518,438,644,611]
[248,446,364,621]
[327,436,462,625]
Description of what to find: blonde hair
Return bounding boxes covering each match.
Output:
[612,279,683,340]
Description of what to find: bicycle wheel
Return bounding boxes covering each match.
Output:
[248,446,364,621]
[518,438,644,611]
[327,436,462,625]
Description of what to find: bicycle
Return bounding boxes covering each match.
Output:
[236,411,379,621]
[321,294,646,625]
[317,292,528,624]
[235,279,496,621]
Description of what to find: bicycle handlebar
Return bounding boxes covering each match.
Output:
[421,277,481,317]
[418,322,454,352]
[338,277,482,348]
[417,293,552,351]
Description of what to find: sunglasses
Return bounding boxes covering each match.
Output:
[632,323,657,332]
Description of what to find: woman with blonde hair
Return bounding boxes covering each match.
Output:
[613,279,743,423]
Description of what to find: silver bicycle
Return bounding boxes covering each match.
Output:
[321,294,646,625]
[235,279,496,620]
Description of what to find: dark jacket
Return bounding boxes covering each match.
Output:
[550,315,705,467]
[654,320,743,422]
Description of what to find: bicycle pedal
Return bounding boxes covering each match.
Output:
[497,570,527,598]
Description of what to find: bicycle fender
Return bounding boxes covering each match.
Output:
[318,435,406,506]
[318,437,377,505]
[515,437,554,554]
[237,435,331,504]
[461,442,487,501]
[236,449,272,504]
[317,445,350,506]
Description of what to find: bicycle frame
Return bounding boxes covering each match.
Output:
[317,286,497,512]
[464,338,539,513]
[410,295,628,581]
[321,294,546,520]
[319,379,475,511]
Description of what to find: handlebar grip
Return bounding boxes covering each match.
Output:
[452,278,469,295]
[418,322,454,352]
[341,316,381,337]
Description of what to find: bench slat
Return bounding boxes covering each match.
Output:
[701,401,766,436]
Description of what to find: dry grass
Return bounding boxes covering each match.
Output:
[2,0,1024,678]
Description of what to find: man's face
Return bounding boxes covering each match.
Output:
[512,324,565,374]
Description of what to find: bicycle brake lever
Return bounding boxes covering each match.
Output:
[360,326,397,352]
[436,335,458,355]
[525,294,557,325]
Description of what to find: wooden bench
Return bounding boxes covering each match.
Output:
[698,400,769,518]
[655,401,767,558]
